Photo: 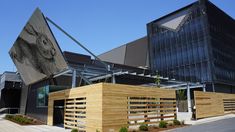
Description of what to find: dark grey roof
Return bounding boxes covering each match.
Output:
[1,71,22,83]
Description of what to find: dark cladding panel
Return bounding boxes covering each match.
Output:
[147,1,212,82]
[9,8,68,85]
[98,45,126,65]
[63,51,91,65]
[124,37,149,67]
[26,79,49,122]
[206,1,235,85]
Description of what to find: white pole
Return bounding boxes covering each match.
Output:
[72,69,76,88]
[112,75,116,84]
[203,83,206,92]
[187,82,192,113]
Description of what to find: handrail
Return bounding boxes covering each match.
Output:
[0,107,20,114]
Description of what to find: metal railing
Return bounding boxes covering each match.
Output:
[0,107,20,114]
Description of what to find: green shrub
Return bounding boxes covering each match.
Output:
[119,127,128,132]
[139,124,148,131]
[5,114,33,124]
[159,121,167,128]
[173,119,181,125]
[71,128,78,132]
[5,114,13,120]
[15,115,32,124]
[96,129,100,132]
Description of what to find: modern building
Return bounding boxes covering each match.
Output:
[102,0,235,93]
[0,71,22,113]
[25,51,156,123]
[147,0,235,93]
[2,0,235,125]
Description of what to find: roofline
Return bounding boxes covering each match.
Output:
[206,0,235,21]
[63,51,91,58]
[98,36,147,57]
[2,71,17,74]
[147,1,198,25]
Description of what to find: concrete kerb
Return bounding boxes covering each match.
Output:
[185,114,235,125]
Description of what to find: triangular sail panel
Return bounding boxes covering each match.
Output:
[9,8,68,85]
[158,9,189,31]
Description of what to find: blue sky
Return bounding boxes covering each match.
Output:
[0,0,234,73]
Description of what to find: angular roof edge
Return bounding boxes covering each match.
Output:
[147,1,198,25]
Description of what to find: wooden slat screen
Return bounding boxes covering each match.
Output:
[194,91,235,119]
[48,83,176,132]
[127,97,176,126]
[64,97,86,131]
[223,99,235,113]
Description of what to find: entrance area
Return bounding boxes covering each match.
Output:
[53,100,65,127]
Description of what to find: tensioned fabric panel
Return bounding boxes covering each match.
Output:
[98,45,126,65]
[124,37,149,67]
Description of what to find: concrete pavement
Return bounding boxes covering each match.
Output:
[185,114,235,125]
[0,114,70,132]
[169,116,235,132]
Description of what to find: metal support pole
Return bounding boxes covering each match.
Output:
[46,17,110,71]
[202,83,206,92]
[112,74,116,84]
[72,69,76,88]
[212,82,215,92]
[187,82,192,113]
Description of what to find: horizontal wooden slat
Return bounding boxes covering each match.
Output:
[128,120,174,126]
[129,104,175,107]
[65,109,86,112]
[128,107,176,112]
[128,112,175,116]
[129,99,176,103]
[223,102,235,104]
[64,124,86,130]
[128,115,175,121]
[195,97,211,99]
[66,100,86,103]
[65,113,85,116]
[223,99,235,101]
[65,116,86,120]
[64,120,86,124]
[196,103,211,105]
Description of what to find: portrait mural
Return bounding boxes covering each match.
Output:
[9,8,68,85]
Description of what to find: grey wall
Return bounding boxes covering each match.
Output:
[98,36,149,68]
[98,45,126,65]
[124,37,148,67]
[19,84,28,114]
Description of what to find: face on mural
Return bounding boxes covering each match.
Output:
[37,34,56,59]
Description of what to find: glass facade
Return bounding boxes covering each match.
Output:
[36,85,49,107]
[147,2,211,83]
[207,2,235,85]
[147,1,235,87]
[36,85,69,107]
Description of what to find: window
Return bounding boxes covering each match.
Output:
[37,85,49,107]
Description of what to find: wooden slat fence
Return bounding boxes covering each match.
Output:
[47,83,176,132]
[127,97,176,126]
[194,91,235,119]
